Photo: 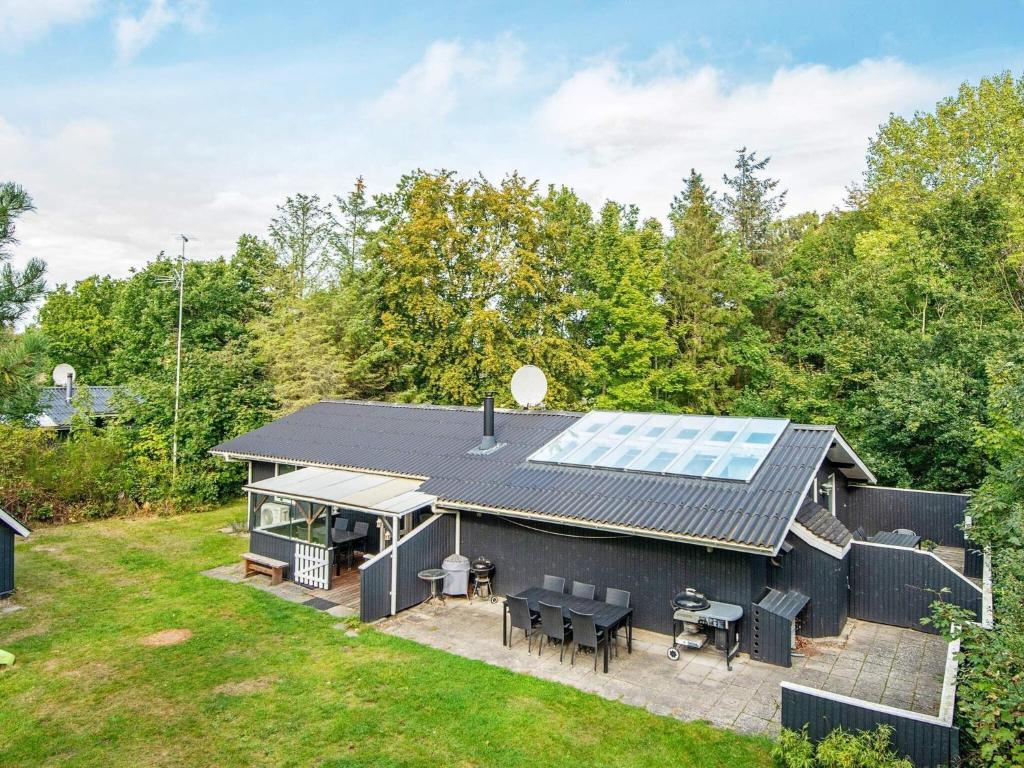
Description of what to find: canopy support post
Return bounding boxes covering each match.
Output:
[390,514,400,616]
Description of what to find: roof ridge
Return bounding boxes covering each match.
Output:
[318,399,581,417]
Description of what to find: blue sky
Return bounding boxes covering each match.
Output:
[4,1,1024,288]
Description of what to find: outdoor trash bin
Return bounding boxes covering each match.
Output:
[442,553,470,596]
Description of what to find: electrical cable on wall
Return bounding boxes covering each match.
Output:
[502,516,630,540]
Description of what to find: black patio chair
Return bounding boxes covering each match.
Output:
[332,518,352,538]
[542,575,566,593]
[506,595,541,652]
[537,601,573,662]
[605,587,631,656]
[569,610,608,671]
[352,520,370,541]
[571,581,595,600]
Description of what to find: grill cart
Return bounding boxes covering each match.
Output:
[667,588,744,670]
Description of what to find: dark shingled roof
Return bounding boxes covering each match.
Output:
[37,386,120,429]
[795,498,853,548]
[211,400,840,553]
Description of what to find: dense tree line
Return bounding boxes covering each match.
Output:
[19,72,1024,506]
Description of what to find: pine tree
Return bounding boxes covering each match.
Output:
[335,176,373,274]
[0,182,48,421]
[722,148,787,265]
[665,170,773,411]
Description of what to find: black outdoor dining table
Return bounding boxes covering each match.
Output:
[868,531,921,548]
[503,587,633,673]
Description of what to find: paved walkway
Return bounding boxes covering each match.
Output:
[379,597,949,737]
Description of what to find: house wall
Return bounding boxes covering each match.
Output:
[0,526,14,597]
[848,542,982,632]
[769,533,849,637]
[842,485,968,548]
[808,459,851,516]
[782,683,959,768]
[458,511,765,650]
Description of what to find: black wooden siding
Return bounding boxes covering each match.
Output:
[0,526,14,597]
[395,515,455,612]
[459,512,761,649]
[848,542,981,632]
[769,534,849,637]
[963,545,984,579]
[781,684,959,768]
[750,605,793,667]
[251,460,276,482]
[249,530,297,578]
[842,486,968,547]
[360,551,392,622]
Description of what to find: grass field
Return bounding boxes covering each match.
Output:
[0,503,772,767]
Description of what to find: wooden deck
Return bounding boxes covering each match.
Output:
[307,565,361,608]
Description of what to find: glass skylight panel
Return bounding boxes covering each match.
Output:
[528,411,788,483]
[704,418,788,482]
[527,410,613,463]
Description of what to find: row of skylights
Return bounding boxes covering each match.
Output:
[528,412,789,483]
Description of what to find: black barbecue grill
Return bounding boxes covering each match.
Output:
[470,557,497,603]
[668,587,743,670]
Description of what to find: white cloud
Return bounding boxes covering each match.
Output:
[1,39,956,301]
[0,0,98,49]
[114,0,206,63]
[537,57,946,215]
[367,36,524,123]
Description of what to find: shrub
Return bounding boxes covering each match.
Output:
[773,726,912,768]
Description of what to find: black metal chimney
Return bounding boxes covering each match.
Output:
[480,393,496,451]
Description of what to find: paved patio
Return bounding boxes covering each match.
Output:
[378,597,950,737]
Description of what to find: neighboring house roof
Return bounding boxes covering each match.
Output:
[790,498,853,559]
[36,386,120,429]
[212,400,874,555]
[0,508,30,538]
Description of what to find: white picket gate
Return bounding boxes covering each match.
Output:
[294,543,330,589]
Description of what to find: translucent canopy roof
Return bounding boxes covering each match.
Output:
[528,412,789,483]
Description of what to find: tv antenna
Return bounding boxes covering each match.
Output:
[510,365,547,408]
[154,234,193,482]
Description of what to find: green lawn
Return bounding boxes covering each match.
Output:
[0,503,772,767]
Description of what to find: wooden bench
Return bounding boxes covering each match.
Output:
[242,552,288,585]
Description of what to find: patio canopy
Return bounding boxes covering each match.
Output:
[244,466,436,516]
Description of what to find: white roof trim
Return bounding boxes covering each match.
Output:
[789,520,851,560]
[0,508,30,537]
[244,466,435,517]
[830,430,877,483]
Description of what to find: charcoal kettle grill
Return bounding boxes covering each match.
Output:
[470,557,497,603]
[668,588,743,670]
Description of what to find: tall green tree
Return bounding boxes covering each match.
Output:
[38,276,121,382]
[581,202,682,410]
[721,148,787,266]
[335,177,373,274]
[269,193,338,297]
[0,182,47,421]
[664,170,771,411]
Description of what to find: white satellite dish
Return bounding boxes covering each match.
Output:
[52,363,76,386]
[510,365,548,408]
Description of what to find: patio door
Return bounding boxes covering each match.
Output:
[294,542,330,589]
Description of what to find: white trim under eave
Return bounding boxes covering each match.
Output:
[789,520,851,560]
[211,450,428,482]
[831,430,878,484]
